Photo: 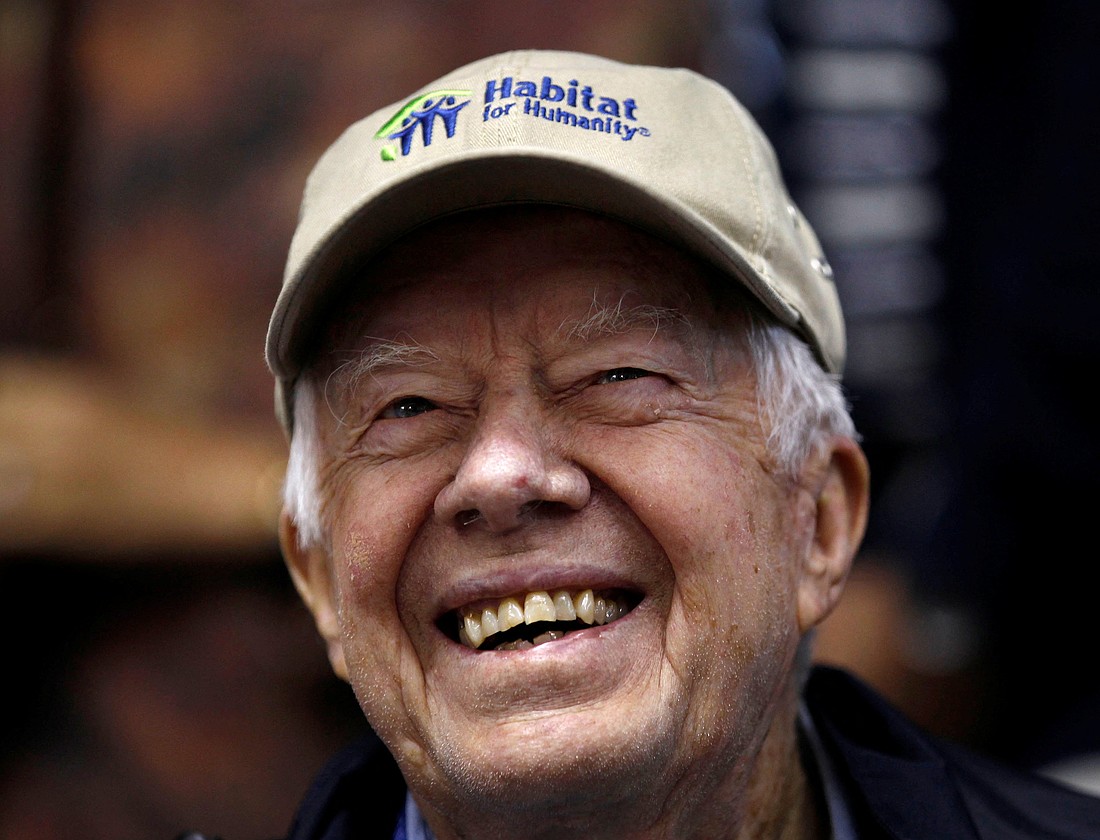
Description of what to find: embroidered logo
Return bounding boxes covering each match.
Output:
[375,90,472,161]
[481,75,650,142]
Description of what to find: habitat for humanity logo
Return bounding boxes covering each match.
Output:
[376,90,471,161]
[481,74,650,142]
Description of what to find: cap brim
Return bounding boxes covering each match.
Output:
[267,147,806,388]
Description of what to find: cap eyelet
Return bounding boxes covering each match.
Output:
[810,257,833,279]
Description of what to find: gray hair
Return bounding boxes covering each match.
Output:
[748,320,858,477]
[283,322,856,550]
[284,377,326,548]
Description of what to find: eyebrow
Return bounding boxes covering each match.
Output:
[325,296,691,398]
[328,336,440,391]
[560,295,689,342]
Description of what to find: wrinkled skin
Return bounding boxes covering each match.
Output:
[282,207,869,840]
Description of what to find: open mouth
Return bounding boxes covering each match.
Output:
[444,589,638,651]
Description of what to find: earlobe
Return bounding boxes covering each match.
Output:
[796,438,870,633]
[279,511,349,681]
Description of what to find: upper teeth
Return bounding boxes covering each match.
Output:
[457,589,627,649]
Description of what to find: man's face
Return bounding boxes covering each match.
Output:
[293,208,827,829]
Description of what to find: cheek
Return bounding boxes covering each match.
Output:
[325,459,445,591]
[328,519,438,755]
[590,426,757,567]
[322,465,443,708]
[590,425,801,672]
[330,528,404,682]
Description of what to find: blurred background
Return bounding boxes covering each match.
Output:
[1,1,1098,837]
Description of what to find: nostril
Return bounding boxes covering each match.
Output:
[457,510,482,527]
[518,500,543,517]
[454,500,544,530]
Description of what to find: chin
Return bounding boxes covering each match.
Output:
[419,703,682,821]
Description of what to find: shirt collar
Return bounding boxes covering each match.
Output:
[800,701,860,840]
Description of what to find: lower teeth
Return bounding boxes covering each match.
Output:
[494,629,566,651]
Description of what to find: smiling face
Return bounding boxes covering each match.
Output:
[282,207,866,840]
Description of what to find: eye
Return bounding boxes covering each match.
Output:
[598,367,652,384]
[380,395,438,419]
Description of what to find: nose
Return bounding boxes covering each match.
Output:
[434,398,590,532]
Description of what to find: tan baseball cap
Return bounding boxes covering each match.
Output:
[267,49,844,434]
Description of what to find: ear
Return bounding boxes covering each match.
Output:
[796,437,870,634]
[279,510,349,681]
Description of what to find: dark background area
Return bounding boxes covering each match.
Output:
[1,2,1098,838]
[937,0,1099,769]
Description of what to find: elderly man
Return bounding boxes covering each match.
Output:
[259,51,1100,840]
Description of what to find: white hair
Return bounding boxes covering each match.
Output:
[283,377,326,549]
[283,324,856,550]
[747,320,858,480]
